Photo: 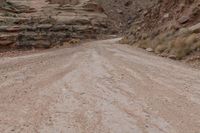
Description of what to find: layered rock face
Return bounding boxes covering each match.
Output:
[0,0,109,49]
[96,0,158,31]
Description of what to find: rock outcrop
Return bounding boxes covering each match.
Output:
[96,0,158,31]
[0,0,109,49]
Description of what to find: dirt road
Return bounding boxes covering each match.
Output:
[0,38,200,133]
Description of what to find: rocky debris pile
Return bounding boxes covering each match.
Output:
[124,0,200,42]
[0,0,109,50]
[119,0,200,59]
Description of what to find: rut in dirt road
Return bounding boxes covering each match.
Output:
[0,38,200,133]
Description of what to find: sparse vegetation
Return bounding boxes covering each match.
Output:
[123,29,200,60]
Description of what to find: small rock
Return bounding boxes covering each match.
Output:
[116,9,123,14]
[168,55,177,59]
[163,13,169,18]
[178,16,190,24]
[143,10,148,16]
[137,8,142,12]
[137,26,141,31]
[178,28,190,35]
[146,48,153,52]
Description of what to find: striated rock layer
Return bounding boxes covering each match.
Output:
[0,0,109,49]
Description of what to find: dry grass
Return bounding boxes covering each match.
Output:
[61,38,80,48]
[120,29,200,60]
[120,36,130,44]
[155,44,168,54]
[169,34,199,59]
[68,38,80,44]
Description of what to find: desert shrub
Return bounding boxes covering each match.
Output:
[191,42,200,51]
[69,38,80,44]
[155,44,168,54]
[120,36,129,44]
[125,27,200,60]
[169,36,193,59]
[137,39,150,49]
[185,34,198,44]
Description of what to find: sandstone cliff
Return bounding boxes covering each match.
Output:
[0,0,109,50]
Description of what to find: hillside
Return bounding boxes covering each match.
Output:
[95,0,200,67]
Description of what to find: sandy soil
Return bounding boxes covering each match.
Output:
[0,38,200,133]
